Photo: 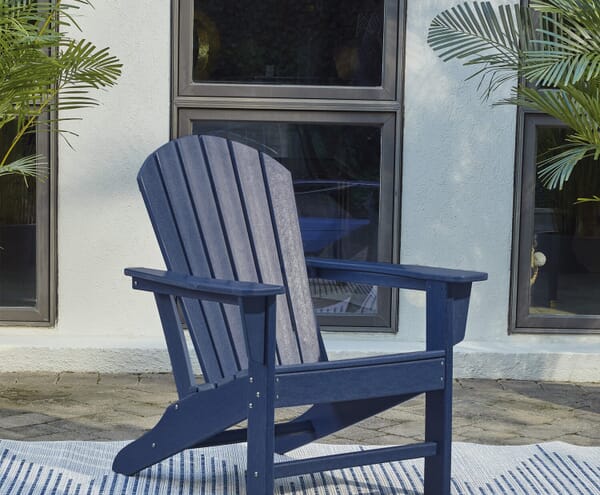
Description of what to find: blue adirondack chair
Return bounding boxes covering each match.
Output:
[112,135,487,494]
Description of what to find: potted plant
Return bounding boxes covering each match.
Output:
[0,0,121,306]
[0,0,121,178]
[427,0,600,195]
[428,0,600,309]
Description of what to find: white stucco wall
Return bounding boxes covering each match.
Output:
[0,0,171,370]
[323,0,600,382]
[0,0,598,381]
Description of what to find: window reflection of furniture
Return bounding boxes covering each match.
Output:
[189,122,384,317]
[194,124,381,262]
[532,232,559,308]
[572,203,600,273]
[294,180,378,259]
[531,208,560,308]
[532,206,600,312]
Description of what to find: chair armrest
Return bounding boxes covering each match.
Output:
[305,258,487,290]
[125,267,285,305]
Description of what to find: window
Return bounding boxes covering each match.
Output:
[178,0,399,99]
[512,112,600,333]
[0,123,55,325]
[173,0,405,331]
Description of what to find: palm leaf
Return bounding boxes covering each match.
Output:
[509,86,600,189]
[510,85,600,146]
[575,194,600,203]
[57,40,122,89]
[506,82,600,190]
[428,2,535,99]
[523,1,600,86]
[429,1,600,193]
[0,154,47,179]
[537,143,597,189]
[0,0,122,172]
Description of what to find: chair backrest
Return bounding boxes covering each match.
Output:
[138,135,324,383]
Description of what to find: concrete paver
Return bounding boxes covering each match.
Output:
[0,373,597,447]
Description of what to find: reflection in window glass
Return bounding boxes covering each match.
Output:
[192,121,381,314]
[529,126,600,316]
[0,124,37,308]
[193,0,384,86]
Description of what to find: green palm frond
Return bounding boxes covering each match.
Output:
[575,195,600,203]
[0,0,122,175]
[531,0,600,20]
[537,143,597,189]
[428,1,600,91]
[429,1,600,193]
[428,2,534,99]
[509,85,600,188]
[0,154,46,179]
[511,84,600,136]
[523,1,600,86]
[58,40,122,89]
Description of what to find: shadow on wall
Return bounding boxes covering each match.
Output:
[396,5,516,342]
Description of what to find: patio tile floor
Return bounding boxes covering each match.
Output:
[0,373,597,446]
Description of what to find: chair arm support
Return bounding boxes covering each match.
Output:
[126,267,281,368]
[305,258,487,290]
[125,267,285,305]
[306,258,487,348]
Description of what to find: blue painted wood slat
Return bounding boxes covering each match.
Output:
[273,443,437,479]
[230,141,304,366]
[153,293,196,398]
[197,137,258,373]
[173,137,246,379]
[275,357,444,407]
[425,281,456,495]
[139,142,227,381]
[262,155,321,364]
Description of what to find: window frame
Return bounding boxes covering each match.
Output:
[172,0,406,332]
[178,109,398,331]
[511,110,600,334]
[0,126,57,326]
[176,0,401,101]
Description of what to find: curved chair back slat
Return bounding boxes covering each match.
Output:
[138,135,323,382]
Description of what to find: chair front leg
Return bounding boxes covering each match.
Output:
[424,362,453,495]
[241,295,278,495]
[423,281,470,495]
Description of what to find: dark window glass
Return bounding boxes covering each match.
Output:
[526,126,600,319]
[0,123,37,308]
[192,0,384,86]
[192,121,381,314]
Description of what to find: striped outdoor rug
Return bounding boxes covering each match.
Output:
[0,440,598,494]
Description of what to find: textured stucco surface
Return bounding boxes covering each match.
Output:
[0,0,169,340]
[0,0,598,380]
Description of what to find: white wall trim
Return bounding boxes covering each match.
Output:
[0,341,598,382]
